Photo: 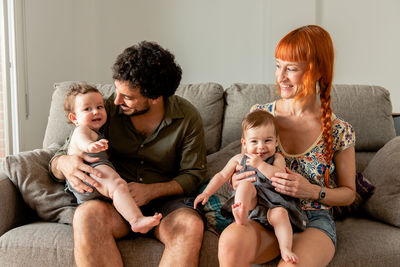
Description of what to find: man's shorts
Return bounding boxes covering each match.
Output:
[141,195,206,222]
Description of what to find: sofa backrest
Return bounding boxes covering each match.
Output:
[221,84,396,153]
[43,81,225,155]
[44,82,396,168]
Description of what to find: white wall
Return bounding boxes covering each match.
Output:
[15,0,400,151]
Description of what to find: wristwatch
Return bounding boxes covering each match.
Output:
[318,186,326,201]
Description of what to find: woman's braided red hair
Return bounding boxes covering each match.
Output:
[275,25,334,186]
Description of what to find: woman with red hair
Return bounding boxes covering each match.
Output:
[218,25,356,266]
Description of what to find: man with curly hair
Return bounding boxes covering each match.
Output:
[50,41,207,266]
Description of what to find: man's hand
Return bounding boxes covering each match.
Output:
[127,182,157,206]
[55,154,102,193]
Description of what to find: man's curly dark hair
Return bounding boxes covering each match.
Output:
[112,41,182,99]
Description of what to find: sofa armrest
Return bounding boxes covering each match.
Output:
[0,171,28,235]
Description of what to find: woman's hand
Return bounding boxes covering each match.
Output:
[270,167,318,199]
[55,154,102,193]
[231,164,256,190]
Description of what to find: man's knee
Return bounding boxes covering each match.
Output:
[73,200,111,229]
[171,208,203,232]
[158,208,204,242]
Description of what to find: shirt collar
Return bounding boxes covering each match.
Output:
[163,95,184,125]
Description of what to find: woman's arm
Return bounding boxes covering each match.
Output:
[270,147,356,206]
[323,146,356,206]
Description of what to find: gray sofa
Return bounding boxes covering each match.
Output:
[1,82,400,267]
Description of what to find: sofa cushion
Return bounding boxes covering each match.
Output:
[363,136,400,227]
[330,85,396,152]
[176,83,224,154]
[43,81,224,155]
[222,84,396,152]
[2,147,76,224]
[330,217,400,267]
[221,84,280,148]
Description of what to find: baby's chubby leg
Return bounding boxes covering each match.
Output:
[232,180,257,225]
[267,207,298,263]
[92,165,162,234]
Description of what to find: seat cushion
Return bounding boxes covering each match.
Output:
[0,222,219,267]
[329,217,400,266]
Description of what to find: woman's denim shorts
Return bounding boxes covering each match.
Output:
[305,209,337,248]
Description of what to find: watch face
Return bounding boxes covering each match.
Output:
[319,187,326,200]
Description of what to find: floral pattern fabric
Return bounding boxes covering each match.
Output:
[251,102,355,210]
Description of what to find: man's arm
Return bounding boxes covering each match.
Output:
[172,112,208,196]
[127,180,183,206]
[49,138,102,193]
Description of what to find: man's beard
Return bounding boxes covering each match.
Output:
[118,105,150,116]
[129,107,150,117]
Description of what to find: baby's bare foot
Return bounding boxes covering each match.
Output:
[130,213,162,234]
[280,248,299,263]
[232,202,248,225]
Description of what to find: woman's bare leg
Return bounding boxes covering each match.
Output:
[218,220,280,267]
[278,228,335,267]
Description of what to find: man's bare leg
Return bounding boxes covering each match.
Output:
[72,200,130,267]
[154,208,204,267]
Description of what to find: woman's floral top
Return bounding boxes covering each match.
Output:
[251,101,355,210]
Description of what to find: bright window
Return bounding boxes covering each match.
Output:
[1,0,20,160]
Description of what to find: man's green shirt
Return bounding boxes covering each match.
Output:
[53,93,207,196]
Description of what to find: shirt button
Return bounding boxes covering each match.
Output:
[139,177,143,182]
[140,144,144,148]
[140,161,144,164]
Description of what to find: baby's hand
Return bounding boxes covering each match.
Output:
[246,154,264,169]
[194,192,210,209]
[87,139,109,153]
